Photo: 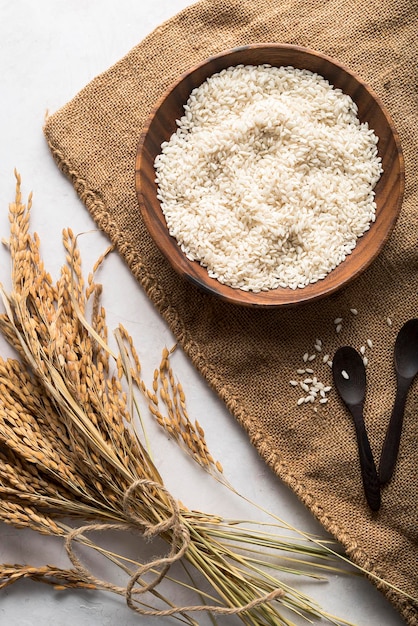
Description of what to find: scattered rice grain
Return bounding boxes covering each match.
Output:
[341,370,349,379]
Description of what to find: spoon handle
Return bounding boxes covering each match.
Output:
[350,403,381,511]
[379,378,409,485]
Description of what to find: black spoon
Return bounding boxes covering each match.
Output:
[332,346,381,512]
[379,318,418,486]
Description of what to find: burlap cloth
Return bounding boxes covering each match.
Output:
[43,0,418,622]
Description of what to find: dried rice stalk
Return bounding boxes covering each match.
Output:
[0,173,412,626]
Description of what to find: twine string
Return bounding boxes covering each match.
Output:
[123,478,191,604]
[65,478,286,617]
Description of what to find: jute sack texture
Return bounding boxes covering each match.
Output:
[44,0,418,623]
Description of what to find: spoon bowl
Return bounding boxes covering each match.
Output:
[333,346,381,511]
[379,318,418,485]
[332,346,366,405]
[394,318,418,378]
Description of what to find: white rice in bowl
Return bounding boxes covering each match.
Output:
[154,64,383,292]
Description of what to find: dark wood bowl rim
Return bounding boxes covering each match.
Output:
[135,43,405,308]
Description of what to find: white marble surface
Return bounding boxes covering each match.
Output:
[0,2,407,625]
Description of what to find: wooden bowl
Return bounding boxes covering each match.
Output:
[135,44,404,307]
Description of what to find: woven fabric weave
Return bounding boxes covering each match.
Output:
[44,0,418,622]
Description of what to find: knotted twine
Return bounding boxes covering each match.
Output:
[44,0,418,623]
[64,479,285,617]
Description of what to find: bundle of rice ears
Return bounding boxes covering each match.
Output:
[0,174,411,626]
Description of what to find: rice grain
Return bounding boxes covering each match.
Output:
[155,65,382,292]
